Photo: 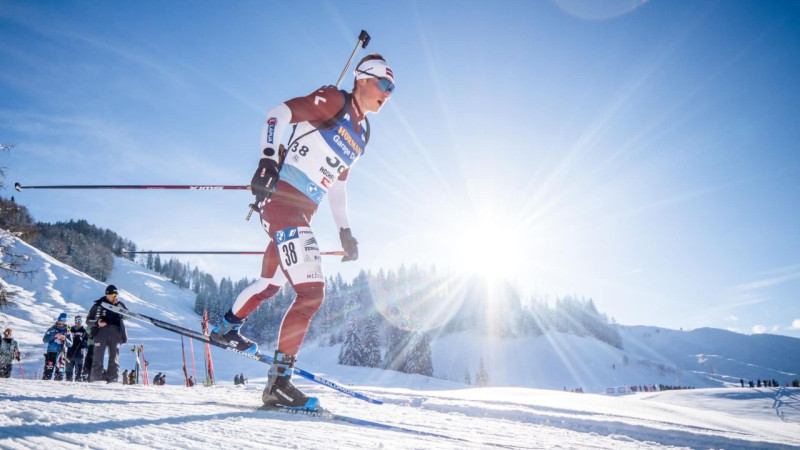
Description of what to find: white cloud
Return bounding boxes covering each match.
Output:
[791,319,800,330]
[724,315,738,322]
[751,325,767,334]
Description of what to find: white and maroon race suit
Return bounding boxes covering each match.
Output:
[231,85,368,355]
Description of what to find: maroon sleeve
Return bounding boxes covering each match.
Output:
[284,86,346,125]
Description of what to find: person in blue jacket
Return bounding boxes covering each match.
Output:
[42,313,73,380]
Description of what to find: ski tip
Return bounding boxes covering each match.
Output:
[14,182,23,192]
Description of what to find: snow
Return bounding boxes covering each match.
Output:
[2,238,800,448]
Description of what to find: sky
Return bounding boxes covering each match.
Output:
[1,0,799,337]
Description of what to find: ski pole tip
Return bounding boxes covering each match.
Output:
[14,182,23,192]
[359,30,371,48]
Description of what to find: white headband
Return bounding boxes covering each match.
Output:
[354,59,394,84]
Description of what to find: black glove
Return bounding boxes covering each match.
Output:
[250,157,280,207]
[339,228,359,262]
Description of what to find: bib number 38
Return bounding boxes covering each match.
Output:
[273,226,321,274]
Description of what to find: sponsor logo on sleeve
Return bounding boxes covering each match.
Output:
[266,118,277,144]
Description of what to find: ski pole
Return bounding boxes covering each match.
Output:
[246,29,371,221]
[15,182,249,191]
[122,250,347,256]
[17,357,26,380]
[335,30,371,88]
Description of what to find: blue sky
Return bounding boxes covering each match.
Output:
[2,0,799,337]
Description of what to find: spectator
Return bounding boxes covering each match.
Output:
[0,328,21,378]
[42,313,73,380]
[122,369,129,385]
[187,376,195,387]
[81,323,95,382]
[87,285,128,383]
[65,315,89,382]
[128,369,137,385]
[740,378,744,388]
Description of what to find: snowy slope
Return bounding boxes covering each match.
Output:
[2,237,800,448]
[1,379,799,449]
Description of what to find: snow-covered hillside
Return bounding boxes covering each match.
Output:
[2,237,800,391]
[2,237,800,448]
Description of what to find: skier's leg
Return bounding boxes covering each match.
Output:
[42,352,56,380]
[263,225,324,410]
[82,350,93,381]
[90,331,108,382]
[106,341,121,382]
[74,357,84,382]
[211,243,286,353]
[65,358,75,381]
[277,282,324,356]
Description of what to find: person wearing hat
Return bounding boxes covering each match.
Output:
[42,313,73,380]
[209,54,395,411]
[86,285,128,383]
[64,315,89,382]
[0,328,21,378]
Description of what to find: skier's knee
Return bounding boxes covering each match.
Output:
[292,283,325,318]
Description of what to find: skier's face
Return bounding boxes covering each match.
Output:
[106,293,119,303]
[356,76,392,114]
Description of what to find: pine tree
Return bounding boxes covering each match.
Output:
[475,357,489,387]
[404,333,433,376]
[361,315,382,368]
[338,320,363,366]
[464,369,471,385]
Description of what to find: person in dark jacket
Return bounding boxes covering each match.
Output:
[81,321,95,382]
[65,315,89,382]
[86,285,128,383]
[42,313,73,380]
[0,328,21,378]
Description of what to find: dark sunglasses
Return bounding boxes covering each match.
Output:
[357,70,395,93]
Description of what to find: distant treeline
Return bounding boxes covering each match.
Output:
[1,197,135,281]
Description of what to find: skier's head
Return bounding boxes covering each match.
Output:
[105,285,120,302]
[74,315,83,324]
[353,54,393,114]
[3,328,11,338]
[57,312,68,325]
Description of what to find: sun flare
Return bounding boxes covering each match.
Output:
[443,214,527,282]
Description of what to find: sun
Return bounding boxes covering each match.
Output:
[442,213,527,282]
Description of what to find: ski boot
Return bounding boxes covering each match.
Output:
[210,312,258,354]
[262,351,320,412]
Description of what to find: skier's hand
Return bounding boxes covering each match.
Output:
[55,333,65,341]
[98,319,107,328]
[250,157,280,208]
[339,228,359,262]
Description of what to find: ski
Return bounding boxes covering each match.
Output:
[256,406,452,440]
[103,304,383,405]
